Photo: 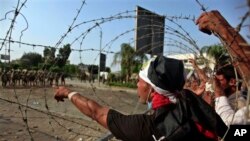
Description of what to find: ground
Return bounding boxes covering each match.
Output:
[0,79,146,141]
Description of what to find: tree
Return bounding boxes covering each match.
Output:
[10,62,21,69]
[88,65,99,74]
[201,44,230,67]
[63,64,77,76]
[20,52,43,68]
[112,43,147,82]
[10,59,21,69]
[105,67,111,73]
[56,44,71,68]
[43,47,56,65]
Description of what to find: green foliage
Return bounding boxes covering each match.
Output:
[42,44,71,70]
[105,67,111,73]
[132,59,142,73]
[55,44,72,68]
[39,63,51,70]
[63,64,78,75]
[112,43,147,82]
[88,65,98,74]
[201,44,230,66]
[20,52,43,68]
[1,63,11,71]
[107,73,116,82]
[44,47,56,65]
[38,63,45,70]
[10,63,20,69]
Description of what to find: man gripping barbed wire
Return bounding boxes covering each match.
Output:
[196,10,250,126]
[54,55,227,141]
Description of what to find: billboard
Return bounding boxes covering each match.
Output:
[135,6,165,56]
[0,54,10,60]
[100,53,106,71]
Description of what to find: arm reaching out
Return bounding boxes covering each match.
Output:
[196,10,250,86]
[189,58,208,82]
[54,86,110,129]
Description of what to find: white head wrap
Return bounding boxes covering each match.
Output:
[139,58,177,103]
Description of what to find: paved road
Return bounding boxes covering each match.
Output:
[0,79,146,141]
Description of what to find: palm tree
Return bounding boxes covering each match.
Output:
[201,44,230,67]
[112,43,147,82]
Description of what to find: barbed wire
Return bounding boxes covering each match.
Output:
[0,10,29,49]
[94,16,200,65]
[195,0,250,140]
[0,96,103,137]
[0,0,111,137]
[0,0,28,51]
[236,10,250,32]
[0,8,221,140]
[0,38,115,54]
[1,0,249,140]
[54,0,86,48]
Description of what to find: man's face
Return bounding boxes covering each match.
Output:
[216,74,229,90]
[137,77,151,104]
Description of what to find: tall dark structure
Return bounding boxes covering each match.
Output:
[135,6,165,56]
[99,53,106,71]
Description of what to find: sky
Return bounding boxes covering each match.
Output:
[0,0,249,72]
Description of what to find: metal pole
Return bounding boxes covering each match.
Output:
[98,26,102,86]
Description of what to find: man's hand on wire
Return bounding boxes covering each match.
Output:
[54,86,72,102]
[195,83,206,96]
[212,76,225,98]
[196,10,230,35]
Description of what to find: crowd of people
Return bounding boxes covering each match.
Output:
[53,10,249,141]
[186,58,248,126]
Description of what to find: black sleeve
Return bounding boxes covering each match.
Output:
[107,109,156,141]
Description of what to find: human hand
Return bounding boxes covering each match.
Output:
[212,76,225,98]
[54,86,72,102]
[196,10,230,35]
[195,83,206,96]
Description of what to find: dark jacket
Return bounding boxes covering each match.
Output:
[154,89,227,141]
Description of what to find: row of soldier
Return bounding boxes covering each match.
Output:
[0,69,65,87]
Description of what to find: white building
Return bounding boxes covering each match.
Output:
[166,53,215,70]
